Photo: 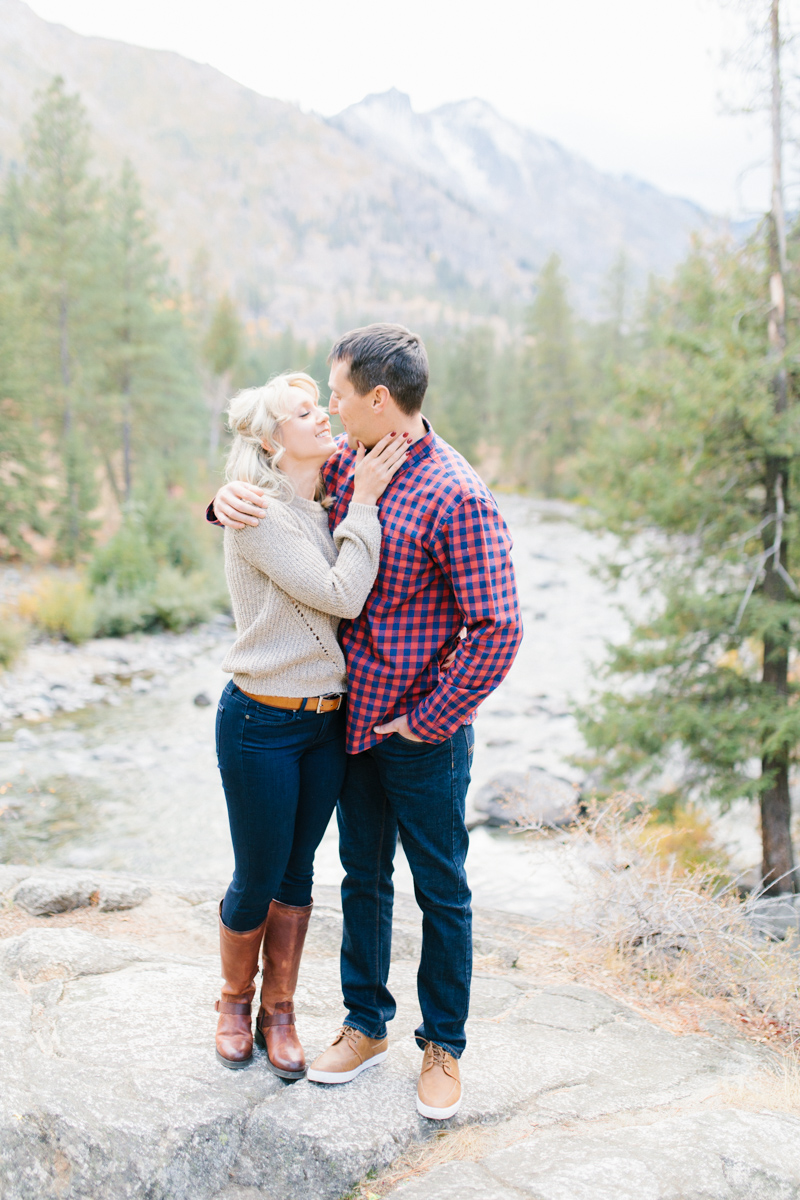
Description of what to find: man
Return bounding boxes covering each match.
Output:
[212,323,522,1118]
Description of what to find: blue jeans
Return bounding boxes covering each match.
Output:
[216,681,346,931]
[337,725,474,1059]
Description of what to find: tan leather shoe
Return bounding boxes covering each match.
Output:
[306,1026,388,1084]
[416,1042,462,1119]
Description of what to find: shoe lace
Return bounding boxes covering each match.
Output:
[336,1024,361,1050]
[428,1042,449,1068]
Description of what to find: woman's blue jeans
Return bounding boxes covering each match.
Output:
[216,681,346,932]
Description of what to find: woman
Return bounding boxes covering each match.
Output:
[214,371,407,1076]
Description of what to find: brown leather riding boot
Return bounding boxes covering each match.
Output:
[215,904,267,1070]
[255,898,313,1080]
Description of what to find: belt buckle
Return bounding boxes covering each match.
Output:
[316,695,326,714]
[316,693,340,713]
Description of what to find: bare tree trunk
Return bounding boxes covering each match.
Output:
[59,286,81,561]
[760,0,796,894]
[122,367,132,506]
[207,369,231,470]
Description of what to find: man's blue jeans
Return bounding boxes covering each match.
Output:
[337,724,474,1059]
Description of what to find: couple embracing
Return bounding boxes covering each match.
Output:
[210,323,522,1120]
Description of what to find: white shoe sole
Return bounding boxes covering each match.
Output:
[416,1094,462,1120]
[307,1049,388,1084]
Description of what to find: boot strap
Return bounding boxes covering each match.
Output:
[264,1009,295,1027]
[215,999,252,1015]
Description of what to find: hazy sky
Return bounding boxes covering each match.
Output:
[23,0,800,215]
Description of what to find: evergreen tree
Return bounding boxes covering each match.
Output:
[99,160,199,504]
[202,293,242,469]
[516,254,582,495]
[579,236,800,893]
[425,327,494,462]
[19,76,103,561]
[0,241,47,555]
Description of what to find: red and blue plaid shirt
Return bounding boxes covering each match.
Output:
[322,424,522,754]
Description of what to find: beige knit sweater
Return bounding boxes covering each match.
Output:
[222,494,381,698]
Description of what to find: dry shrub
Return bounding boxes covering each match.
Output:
[719,1055,800,1114]
[16,575,96,644]
[562,795,800,1048]
[0,610,27,670]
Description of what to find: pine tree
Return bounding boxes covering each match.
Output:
[99,160,199,504]
[579,236,800,893]
[517,254,582,495]
[18,76,103,561]
[425,327,494,462]
[202,293,242,469]
[0,239,48,555]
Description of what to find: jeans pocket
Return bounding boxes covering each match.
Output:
[393,731,446,749]
[246,702,297,727]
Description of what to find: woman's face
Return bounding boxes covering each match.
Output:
[269,391,337,466]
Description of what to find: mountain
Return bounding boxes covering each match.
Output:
[0,0,708,336]
[332,90,708,313]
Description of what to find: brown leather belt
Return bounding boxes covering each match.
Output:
[241,690,344,714]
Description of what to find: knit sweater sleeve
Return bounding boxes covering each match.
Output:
[232,501,381,619]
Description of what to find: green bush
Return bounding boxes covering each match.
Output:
[0,614,27,670]
[150,567,217,632]
[89,521,158,593]
[86,495,228,639]
[91,583,152,638]
[92,568,229,637]
[140,493,208,574]
[17,577,96,644]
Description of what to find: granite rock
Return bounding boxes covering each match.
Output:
[0,882,762,1200]
[472,769,580,828]
[9,869,151,916]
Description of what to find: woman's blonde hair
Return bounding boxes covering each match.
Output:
[224,372,329,505]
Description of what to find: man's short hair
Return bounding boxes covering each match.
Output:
[328,323,429,415]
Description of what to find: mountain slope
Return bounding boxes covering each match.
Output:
[331,89,708,313]
[0,0,707,335]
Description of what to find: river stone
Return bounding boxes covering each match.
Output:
[472,769,580,828]
[11,869,150,915]
[747,895,800,941]
[0,864,33,895]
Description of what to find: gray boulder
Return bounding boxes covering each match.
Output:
[10,869,151,916]
[388,1110,800,1199]
[0,907,760,1200]
[746,894,800,941]
[0,864,34,894]
[472,768,580,828]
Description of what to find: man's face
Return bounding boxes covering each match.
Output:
[327,359,383,449]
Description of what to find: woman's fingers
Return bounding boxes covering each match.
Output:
[364,432,400,463]
[374,437,409,464]
[386,453,408,477]
[230,482,268,505]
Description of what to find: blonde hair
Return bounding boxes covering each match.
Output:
[225,372,329,505]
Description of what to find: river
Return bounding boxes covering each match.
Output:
[0,496,761,917]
